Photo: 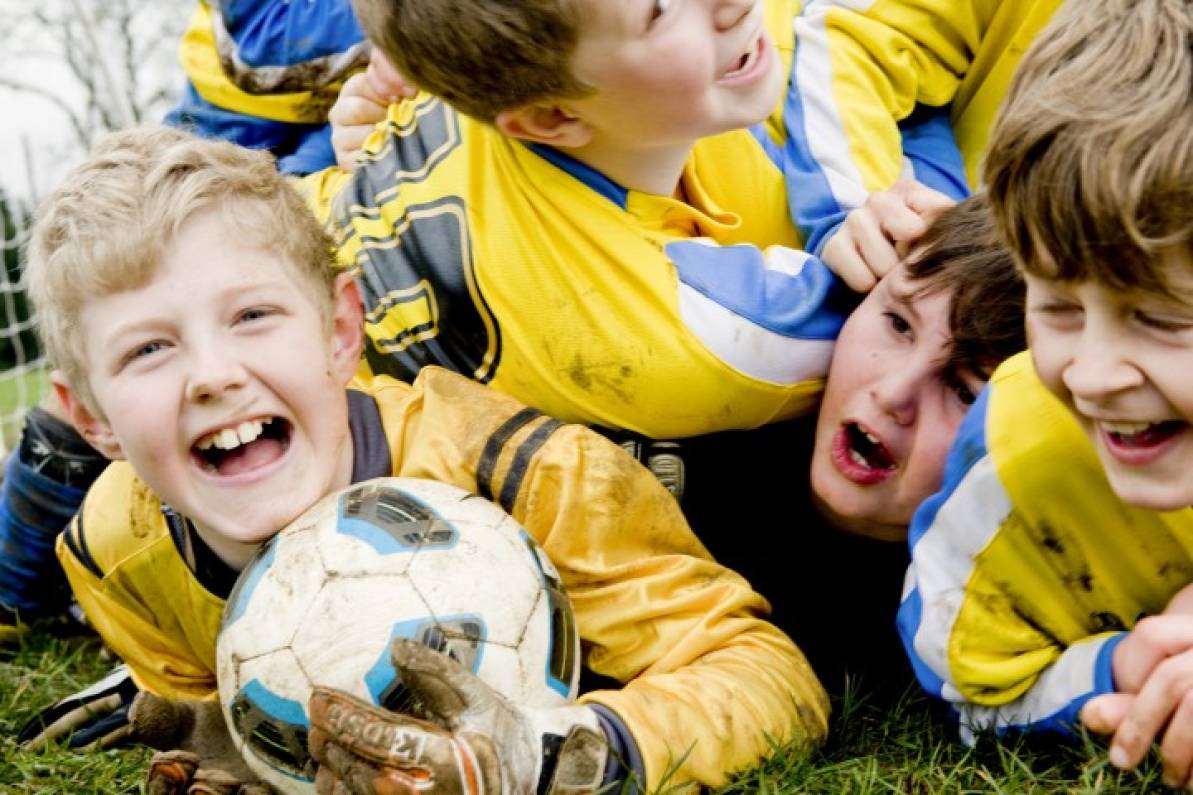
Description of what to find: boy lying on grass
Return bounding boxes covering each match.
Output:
[23,126,828,792]
[899,1,1193,789]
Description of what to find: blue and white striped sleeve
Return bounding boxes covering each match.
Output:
[782,0,975,255]
[897,386,1125,742]
[665,240,853,385]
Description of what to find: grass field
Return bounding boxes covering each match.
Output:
[0,624,1177,795]
[0,368,48,452]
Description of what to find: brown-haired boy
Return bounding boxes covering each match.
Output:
[897,0,1193,787]
[300,0,964,441]
[26,126,828,792]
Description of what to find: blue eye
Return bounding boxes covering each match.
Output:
[120,340,167,370]
[133,341,164,359]
[238,307,272,324]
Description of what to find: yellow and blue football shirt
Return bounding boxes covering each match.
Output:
[898,352,1193,740]
[300,94,850,438]
[297,0,858,438]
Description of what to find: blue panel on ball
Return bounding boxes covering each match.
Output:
[241,678,309,727]
[364,615,487,710]
[230,678,314,782]
[336,484,459,555]
[223,541,278,627]
[520,530,577,699]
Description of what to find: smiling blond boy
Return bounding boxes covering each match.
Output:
[26,126,828,791]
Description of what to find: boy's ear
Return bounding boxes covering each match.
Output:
[494,103,592,148]
[50,374,123,460]
[329,272,365,384]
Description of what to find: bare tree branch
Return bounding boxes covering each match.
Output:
[0,77,89,148]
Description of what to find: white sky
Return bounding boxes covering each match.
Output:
[0,0,187,208]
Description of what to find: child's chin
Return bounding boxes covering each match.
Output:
[1103,466,1193,513]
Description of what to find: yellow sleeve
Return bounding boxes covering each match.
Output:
[381,369,829,789]
[56,466,220,700]
[520,427,827,787]
[788,1,1065,199]
[791,0,997,196]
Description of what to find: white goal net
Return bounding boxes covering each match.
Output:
[0,199,48,458]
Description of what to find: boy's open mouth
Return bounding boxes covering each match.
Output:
[1100,419,1187,449]
[845,422,896,470]
[831,421,897,485]
[721,35,762,80]
[192,417,292,476]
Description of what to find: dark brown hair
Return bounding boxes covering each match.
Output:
[905,194,1026,379]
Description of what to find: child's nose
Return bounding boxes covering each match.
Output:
[1062,332,1143,402]
[186,355,246,403]
[872,368,921,426]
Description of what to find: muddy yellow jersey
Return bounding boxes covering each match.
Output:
[898,352,1193,740]
[59,369,828,789]
[299,2,856,438]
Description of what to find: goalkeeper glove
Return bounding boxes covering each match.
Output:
[19,664,137,750]
[308,638,608,794]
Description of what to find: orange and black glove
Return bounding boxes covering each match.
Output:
[308,639,608,794]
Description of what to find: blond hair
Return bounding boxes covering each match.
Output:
[352,0,591,122]
[984,0,1193,294]
[26,127,337,412]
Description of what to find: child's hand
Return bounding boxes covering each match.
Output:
[308,639,607,794]
[1081,613,1193,788]
[329,49,416,172]
[820,180,955,292]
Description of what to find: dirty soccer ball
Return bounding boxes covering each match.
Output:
[215,477,580,793]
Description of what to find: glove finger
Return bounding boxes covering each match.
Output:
[146,749,201,795]
[389,639,498,727]
[316,737,435,795]
[18,664,136,748]
[79,706,136,750]
[314,765,355,795]
[310,688,448,766]
[310,686,495,794]
[188,767,249,795]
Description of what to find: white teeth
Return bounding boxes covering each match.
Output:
[236,419,264,445]
[196,418,269,452]
[1101,420,1154,435]
[864,431,880,446]
[849,449,868,467]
